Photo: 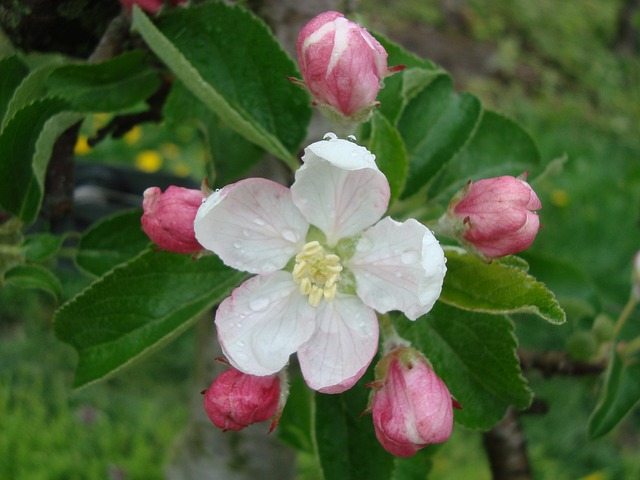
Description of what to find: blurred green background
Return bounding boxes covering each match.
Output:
[2,0,640,478]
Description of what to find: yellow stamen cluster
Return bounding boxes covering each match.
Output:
[292,241,343,307]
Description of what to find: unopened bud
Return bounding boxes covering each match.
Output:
[120,0,186,14]
[368,347,457,457]
[203,367,283,432]
[444,175,542,258]
[296,11,399,123]
[141,185,205,254]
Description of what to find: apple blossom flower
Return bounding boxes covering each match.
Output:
[441,175,542,258]
[296,11,399,123]
[141,185,205,254]
[120,0,186,14]
[203,366,283,432]
[194,134,446,394]
[368,347,456,457]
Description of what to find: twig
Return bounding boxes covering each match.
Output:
[483,407,532,480]
[518,349,607,377]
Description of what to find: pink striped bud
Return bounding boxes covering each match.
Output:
[368,347,456,457]
[448,175,542,258]
[120,0,186,14]
[296,11,393,122]
[141,185,204,254]
[203,367,282,432]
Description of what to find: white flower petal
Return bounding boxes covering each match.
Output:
[347,217,447,320]
[291,138,389,247]
[194,178,309,274]
[297,295,379,393]
[215,271,317,376]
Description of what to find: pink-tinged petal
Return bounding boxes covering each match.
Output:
[347,217,446,320]
[215,271,317,376]
[291,138,390,246]
[194,178,309,274]
[297,295,378,393]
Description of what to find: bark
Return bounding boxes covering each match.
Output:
[483,407,532,480]
[518,349,606,377]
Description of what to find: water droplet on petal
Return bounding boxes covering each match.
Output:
[232,241,241,249]
[253,218,266,226]
[242,229,251,237]
[347,134,357,143]
[282,228,297,242]
[356,236,373,253]
[236,340,245,347]
[401,250,419,265]
[249,296,270,311]
[395,271,402,278]
[323,132,337,141]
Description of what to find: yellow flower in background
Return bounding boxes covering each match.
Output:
[551,189,569,208]
[124,126,142,145]
[74,135,91,155]
[135,150,163,173]
[173,164,191,177]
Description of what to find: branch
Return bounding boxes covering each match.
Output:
[518,349,607,377]
[483,407,532,480]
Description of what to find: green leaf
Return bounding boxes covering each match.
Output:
[3,263,63,300]
[278,373,314,453]
[46,51,161,112]
[2,55,68,130]
[398,75,482,198]
[373,34,441,124]
[0,54,29,127]
[132,3,311,170]
[368,111,408,206]
[313,371,394,480]
[398,302,532,429]
[588,347,640,438]
[23,233,64,262]
[428,110,542,202]
[163,81,265,187]
[440,248,566,324]
[75,208,150,277]
[0,97,80,224]
[392,449,434,480]
[54,250,247,388]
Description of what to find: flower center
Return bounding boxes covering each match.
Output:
[292,241,343,307]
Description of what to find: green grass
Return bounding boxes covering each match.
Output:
[0,286,191,480]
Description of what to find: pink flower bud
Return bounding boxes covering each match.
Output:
[120,0,186,14]
[203,367,282,432]
[369,348,455,457]
[450,175,542,258]
[296,11,390,121]
[141,185,204,254]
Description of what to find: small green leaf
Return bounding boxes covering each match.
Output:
[0,54,29,127]
[398,302,532,429]
[313,371,394,480]
[368,111,408,206]
[398,75,482,198]
[428,110,542,202]
[132,3,310,169]
[4,263,63,299]
[440,248,566,324]
[588,347,640,438]
[76,208,150,277]
[0,98,80,224]
[392,449,434,480]
[23,233,64,262]
[54,250,247,388]
[46,51,161,112]
[163,81,265,187]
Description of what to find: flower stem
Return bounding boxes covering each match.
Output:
[613,295,638,339]
[378,314,410,354]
